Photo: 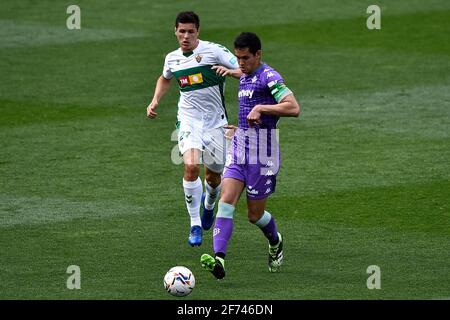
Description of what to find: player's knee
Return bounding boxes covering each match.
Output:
[219,190,237,206]
[247,215,259,224]
[184,164,200,180]
[205,172,221,188]
[247,210,262,224]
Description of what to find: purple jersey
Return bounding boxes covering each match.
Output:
[231,63,292,163]
[223,63,293,199]
[237,63,291,130]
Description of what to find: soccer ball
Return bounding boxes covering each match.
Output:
[163,266,195,297]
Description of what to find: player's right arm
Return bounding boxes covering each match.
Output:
[147,54,174,119]
[147,75,172,118]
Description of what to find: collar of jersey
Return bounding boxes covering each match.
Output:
[180,40,201,57]
[182,50,194,57]
[245,63,266,78]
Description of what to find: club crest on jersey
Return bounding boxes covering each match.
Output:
[195,54,203,63]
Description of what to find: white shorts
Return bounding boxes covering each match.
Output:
[177,120,227,173]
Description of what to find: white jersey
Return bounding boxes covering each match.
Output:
[162,40,239,129]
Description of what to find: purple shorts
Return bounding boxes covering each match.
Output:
[223,162,279,200]
[224,130,281,200]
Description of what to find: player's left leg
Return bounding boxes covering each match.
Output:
[183,148,203,247]
[247,198,283,272]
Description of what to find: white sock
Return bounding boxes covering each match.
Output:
[183,177,203,227]
[204,180,221,210]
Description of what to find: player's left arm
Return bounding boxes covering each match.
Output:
[254,94,300,117]
[247,71,301,126]
[247,94,300,126]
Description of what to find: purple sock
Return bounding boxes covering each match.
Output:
[213,217,233,256]
[261,217,279,245]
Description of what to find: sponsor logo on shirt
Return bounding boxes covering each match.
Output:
[238,89,254,99]
[179,76,189,87]
[189,73,203,84]
[178,73,203,87]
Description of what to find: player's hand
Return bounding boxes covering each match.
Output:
[224,124,238,140]
[212,65,232,77]
[247,106,262,127]
[147,101,158,118]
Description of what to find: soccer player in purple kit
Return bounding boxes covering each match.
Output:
[201,32,300,279]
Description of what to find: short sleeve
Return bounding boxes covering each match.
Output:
[162,54,173,80]
[213,43,239,69]
[263,69,293,103]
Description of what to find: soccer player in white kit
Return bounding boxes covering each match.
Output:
[146,11,241,246]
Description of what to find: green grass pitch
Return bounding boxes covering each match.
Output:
[1,0,449,299]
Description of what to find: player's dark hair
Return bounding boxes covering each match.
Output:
[175,11,200,30]
[234,32,261,54]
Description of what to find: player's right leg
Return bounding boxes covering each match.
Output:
[178,119,204,247]
[201,176,244,279]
